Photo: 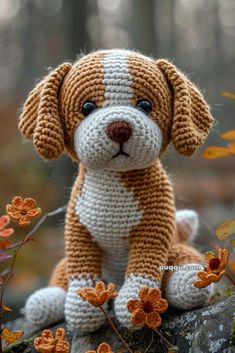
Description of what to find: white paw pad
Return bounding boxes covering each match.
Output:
[65,278,105,333]
[115,275,159,330]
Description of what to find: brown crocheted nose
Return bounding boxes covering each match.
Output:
[106,121,132,144]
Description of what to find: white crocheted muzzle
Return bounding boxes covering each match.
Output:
[74,105,162,171]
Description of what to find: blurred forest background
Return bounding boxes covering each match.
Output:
[0,0,235,318]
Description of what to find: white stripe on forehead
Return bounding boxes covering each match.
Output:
[102,50,132,106]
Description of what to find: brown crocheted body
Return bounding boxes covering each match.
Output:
[49,161,202,290]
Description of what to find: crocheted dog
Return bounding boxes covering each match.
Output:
[19,49,213,332]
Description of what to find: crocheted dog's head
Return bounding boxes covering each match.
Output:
[19,49,213,171]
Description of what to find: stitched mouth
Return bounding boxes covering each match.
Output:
[112,145,130,158]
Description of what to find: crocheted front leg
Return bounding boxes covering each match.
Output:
[25,258,68,327]
[65,237,104,334]
[115,163,176,329]
[64,174,105,333]
[162,244,212,309]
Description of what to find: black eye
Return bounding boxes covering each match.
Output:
[136,99,152,113]
[82,101,97,116]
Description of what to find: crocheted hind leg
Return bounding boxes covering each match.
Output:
[25,258,67,327]
[162,244,212,309]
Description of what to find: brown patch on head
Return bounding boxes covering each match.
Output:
[59,52,106,159]
[128,53,213,156]
[18,52,106,161]
[128,53,173,154]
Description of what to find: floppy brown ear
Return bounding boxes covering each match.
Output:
[157,59,214,156]
[19,62,72,160]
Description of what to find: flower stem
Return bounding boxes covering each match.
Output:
[153,328,174,349]
[0,233,28,303]
[99,306,133,353]
[225,272,235,287]
[0,233,28,353]
[143,330,154,353]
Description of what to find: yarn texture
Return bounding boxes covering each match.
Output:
[19,49,214,332]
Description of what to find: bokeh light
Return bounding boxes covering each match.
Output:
[0,0,20,22]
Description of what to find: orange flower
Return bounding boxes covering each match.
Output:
[0,239,12,249]
[34,327,70,353]
[6,196,41,227]
[194,248,229,288]
[77,281,118,306]
[1,327,24,346]
[86,342,114,353]
[0,215,14,237]
[194,270,225,288]
[127,287,168,329]
[205,248,228,273]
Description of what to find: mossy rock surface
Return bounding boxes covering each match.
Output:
[5,294,235,353]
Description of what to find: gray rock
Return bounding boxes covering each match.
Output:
[5,295,235,353]
[163,294,235,353]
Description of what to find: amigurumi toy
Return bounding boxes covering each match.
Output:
[19,49,214,332]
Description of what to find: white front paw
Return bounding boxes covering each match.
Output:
[165,263,212,309]
[114,275,159,330]
[65,277,105,334]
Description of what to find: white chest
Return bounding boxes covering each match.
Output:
[76,170,143,252]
